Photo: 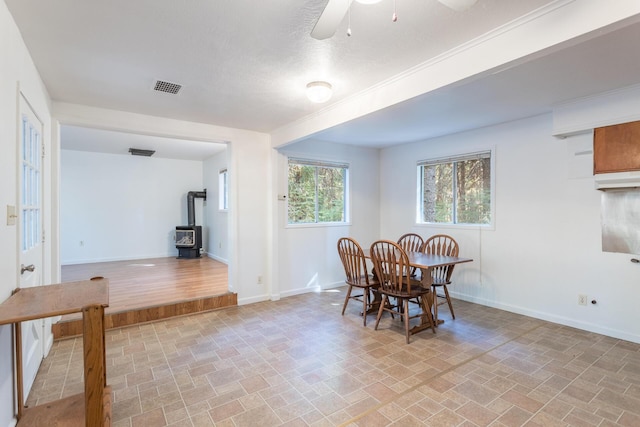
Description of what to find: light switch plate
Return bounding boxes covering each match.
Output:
[7,205,17,226]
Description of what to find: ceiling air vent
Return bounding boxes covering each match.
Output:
[153,80,182,94]
[129,148,155,157]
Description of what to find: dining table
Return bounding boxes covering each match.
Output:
[365,248,473,333]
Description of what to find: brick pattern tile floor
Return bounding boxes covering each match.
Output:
[26,289,640,426]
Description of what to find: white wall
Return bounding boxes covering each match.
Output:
[276,140,380,298]
[379,113,640,343]
[0,2,54,425]
[60,150,206,263]
[203,149,229,263]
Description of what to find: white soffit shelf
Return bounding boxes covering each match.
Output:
[594,171,640,190]
[553,83,640,138]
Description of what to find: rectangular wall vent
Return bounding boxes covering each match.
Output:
[154,80,182,94]
[129,148,155,157]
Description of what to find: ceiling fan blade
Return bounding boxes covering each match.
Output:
[437,0,477,12]
[311,0,354,40]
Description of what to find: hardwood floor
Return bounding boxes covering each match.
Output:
[53,256,235,339]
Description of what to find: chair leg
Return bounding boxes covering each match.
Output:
[403,299,411,344]
[341,285,353,316]
[362,288,369,326]
[443,285,455,319]
[374,295,387,331]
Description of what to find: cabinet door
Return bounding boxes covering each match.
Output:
[594,120,640,174]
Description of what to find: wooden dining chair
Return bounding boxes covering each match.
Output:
[369,240,435,343]
[337,237,378,326]
[423,234,459,322]
[397,233,424,277]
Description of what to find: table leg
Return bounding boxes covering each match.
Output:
[409,293,436,335]
[366,265,382,314]
[366,287,382,312]
[419,267,444,326]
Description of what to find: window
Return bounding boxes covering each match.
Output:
[418,151,491,225]
[287,158,348,224]
[218,169,228,211]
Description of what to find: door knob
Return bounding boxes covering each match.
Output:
[20,264,35,274]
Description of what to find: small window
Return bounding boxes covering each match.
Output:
[218,169,228,211]
[418,151,492,225]
[287,158,348,224]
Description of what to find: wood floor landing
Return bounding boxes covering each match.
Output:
[53,256,234,339]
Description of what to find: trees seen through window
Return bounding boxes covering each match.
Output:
[419,152,491,225]
[288,159,348,224]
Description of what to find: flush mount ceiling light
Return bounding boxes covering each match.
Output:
[306,81,333,103]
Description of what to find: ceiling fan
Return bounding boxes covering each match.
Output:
[311,0,478,40]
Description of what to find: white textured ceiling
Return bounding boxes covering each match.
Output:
[5,0,640,156]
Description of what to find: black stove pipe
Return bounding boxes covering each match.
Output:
[187,190,207,226]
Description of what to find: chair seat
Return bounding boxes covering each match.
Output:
[347,274,378,288]
[379,284,430,299]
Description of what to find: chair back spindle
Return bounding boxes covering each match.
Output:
[397,233,424,277]
[397,233,424,253]
[423,234,459,284]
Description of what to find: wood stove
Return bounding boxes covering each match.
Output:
[175,225,202,258]
[176,190,206,258]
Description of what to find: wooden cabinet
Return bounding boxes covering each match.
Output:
[0,278,111,426]
[594,120,640,174]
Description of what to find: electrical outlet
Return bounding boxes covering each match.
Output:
[79,240,84,247]
[578,294,588,306]
[257,275,263,284]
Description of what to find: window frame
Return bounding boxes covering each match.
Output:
[286,157,350,227]
[416,149,495,229]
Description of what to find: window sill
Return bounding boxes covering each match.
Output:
[286,222,351,229]
[415,222,495,231]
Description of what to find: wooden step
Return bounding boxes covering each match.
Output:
[52,293,237,339]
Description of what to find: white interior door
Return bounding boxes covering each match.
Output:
[18,94,45,400]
